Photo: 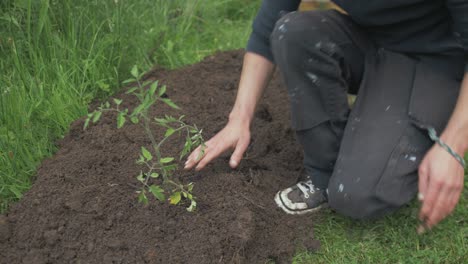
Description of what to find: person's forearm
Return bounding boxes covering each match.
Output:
[440,73,468,155]
[230,52,275,124]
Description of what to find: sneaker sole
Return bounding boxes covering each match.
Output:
[274,191,327,215]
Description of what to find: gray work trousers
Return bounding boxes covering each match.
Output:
[271,10,465,219]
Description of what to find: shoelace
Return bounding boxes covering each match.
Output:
[296,180,316,199]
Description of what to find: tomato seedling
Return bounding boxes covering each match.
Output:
[84,66,205,212]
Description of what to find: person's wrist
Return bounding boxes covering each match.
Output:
[229,108,254,126]
[439,129,468,157]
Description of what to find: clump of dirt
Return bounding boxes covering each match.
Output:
[0,50,320,264]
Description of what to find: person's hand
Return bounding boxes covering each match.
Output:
[418,144,464,231]
[184,117,251,171]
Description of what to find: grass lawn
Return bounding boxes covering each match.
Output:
[294,192,467,263]
[0,0,466,263]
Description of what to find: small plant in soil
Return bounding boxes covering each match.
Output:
[84,66,205,211]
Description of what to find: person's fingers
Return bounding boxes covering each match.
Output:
[425,185,449,228]
[184,124,251,171]
[418,164,429,202]
[229,135,250,168]
[184,145,204,170]
[195,145,224,171]
[419,177,441,223]
[185,139,214,169]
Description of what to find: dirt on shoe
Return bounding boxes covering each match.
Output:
[0,50,321,264]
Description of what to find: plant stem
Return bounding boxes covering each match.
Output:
[166,179,189,194]
[155,123,186,150]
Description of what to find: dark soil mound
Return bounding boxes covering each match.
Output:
[0,50,320,264]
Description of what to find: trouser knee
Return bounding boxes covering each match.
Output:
[271,10,337,69]
[327,187,396,220]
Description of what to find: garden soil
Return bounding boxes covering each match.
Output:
[0,50,321,264]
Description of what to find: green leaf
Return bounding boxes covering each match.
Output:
[162,98,180,109]
[84,117,91,130]
[125,86,138,94]
[165,115,177,122]
[142,95,153,111]
[92,111,102,123]
[105,102,111,108]
[136,172,145,182]
[132,104,144,116]
[149,81,158,97]
[123,78,135,85]
[187,200,197,212]
[191,133,202,140]
[158,85,167,97]
[154,117,167,124]
[130,116,139,124]
[187,183,194,192]
[180,147,189,160]
[169,192,182,205]
[150,172,159,178]
[142,80,152,87]
[160,157,174,164]
[131,65,139,78]
[141,147,153,161]
[117,112,126,128]
[136,155,145,165]
[162,164,178,172]
[180,138,193,160]
[149,185,165,201]
[165,128,175,137]
[113,98,123,106]
[196,145,206,162]
[138,191,148,205]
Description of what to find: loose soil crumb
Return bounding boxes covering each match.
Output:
[0,50,320,264]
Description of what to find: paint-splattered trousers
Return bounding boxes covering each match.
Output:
[271,10,465,219]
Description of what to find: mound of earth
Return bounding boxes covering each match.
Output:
[0,50,321,264]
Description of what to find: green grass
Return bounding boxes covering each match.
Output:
[293,180,467,263]
[0,0,258,212]
[1,1,467,263]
